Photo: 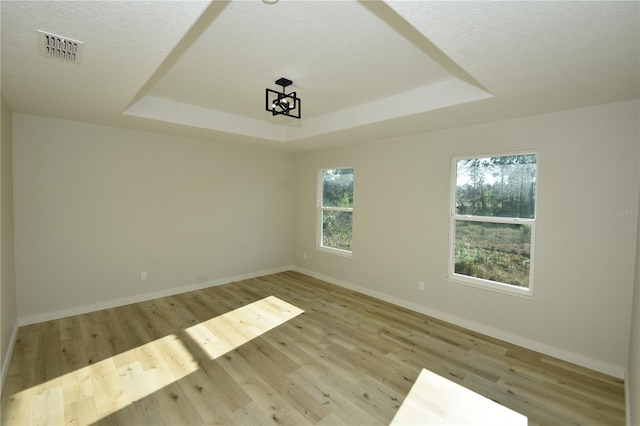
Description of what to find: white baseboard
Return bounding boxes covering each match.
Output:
[18,265,293,326]
[292,266,626,379]
[625,368,631,426]
[1,323,19,391]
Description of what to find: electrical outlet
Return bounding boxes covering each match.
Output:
[418,281,425,291]
[141,271,148,281]
[303,252,308,260]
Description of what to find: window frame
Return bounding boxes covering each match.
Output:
[317,167,354,257]
[448,151,538,298]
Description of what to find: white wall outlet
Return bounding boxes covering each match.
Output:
[141,271,148,280]
[418,281,425,291]
[303,252,308,260]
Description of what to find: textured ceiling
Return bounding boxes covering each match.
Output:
[1,1,638,151]
[149,1,451,119]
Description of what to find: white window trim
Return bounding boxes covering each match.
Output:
[316,167,354,257]
[448,151,538,298]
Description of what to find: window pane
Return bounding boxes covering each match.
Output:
[323,168,354,208]
[455,154,536,218]
[322,210,352,251]
[454,220,531,288]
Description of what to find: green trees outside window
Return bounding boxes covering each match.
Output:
[452,154,537,291]
[320,168,353,252]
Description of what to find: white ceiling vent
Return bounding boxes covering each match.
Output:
[37,30,84,64]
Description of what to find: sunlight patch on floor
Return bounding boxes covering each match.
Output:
[391,368,528,426]
[8,333,196,425]
[185,295,304,360]
[5,296,304,425]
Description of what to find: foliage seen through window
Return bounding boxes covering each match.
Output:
[320,168,353,253]
[452,154,537,291]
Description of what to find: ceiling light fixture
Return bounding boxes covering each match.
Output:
[265,77,301,119]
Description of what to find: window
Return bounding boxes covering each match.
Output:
[450,153,537,296]
[318,168,354,255]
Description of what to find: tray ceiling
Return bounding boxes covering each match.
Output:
[1,1,638,150]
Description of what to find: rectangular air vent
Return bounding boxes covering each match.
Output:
[37,30,84,64]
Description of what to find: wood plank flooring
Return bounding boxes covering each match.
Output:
[1,271,626,425]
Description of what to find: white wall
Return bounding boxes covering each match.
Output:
[9,101,639,380]
[13,114,294,322]
[627,142,640,425]
[1,94,17,386]
[293,100,640,377]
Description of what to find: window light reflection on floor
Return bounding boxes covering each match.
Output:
[391,368,528,426]
[6,296,304,425]
[185,295,304,360]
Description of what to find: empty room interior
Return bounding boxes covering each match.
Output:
[1,1,640,425]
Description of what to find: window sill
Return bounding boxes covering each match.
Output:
[317,246,352,258]
[448,274,533,299]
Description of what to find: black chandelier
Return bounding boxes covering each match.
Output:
[265,77,301,119]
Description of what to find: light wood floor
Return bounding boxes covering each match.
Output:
[1,271,625,425]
